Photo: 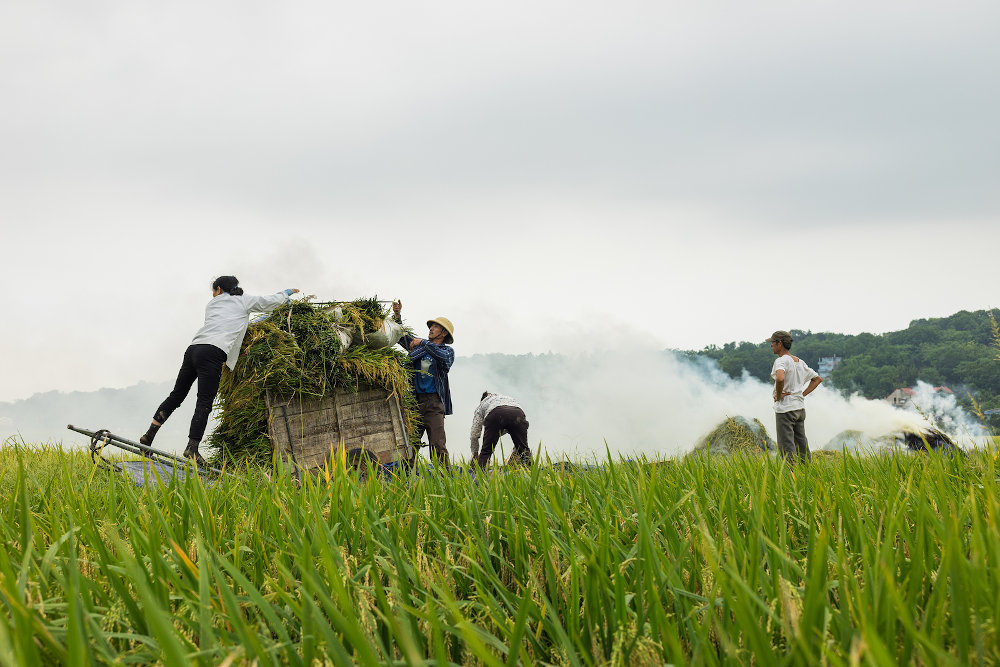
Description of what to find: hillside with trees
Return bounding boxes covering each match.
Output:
[689,309,1000,426]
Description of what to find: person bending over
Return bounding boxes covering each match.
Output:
[470,391,532,468]
[139,276,299,465]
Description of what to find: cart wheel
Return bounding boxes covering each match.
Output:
[345,448,377,481]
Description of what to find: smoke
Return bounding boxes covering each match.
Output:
[904,380,989,444]
[443,347,987,461]
[4,345,990,460]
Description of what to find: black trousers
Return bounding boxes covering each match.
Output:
[477,406,530,467]
[154,344,227,442]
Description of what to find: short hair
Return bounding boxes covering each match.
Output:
[481,391,489,401]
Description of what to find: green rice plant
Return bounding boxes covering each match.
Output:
[1,441,999,665]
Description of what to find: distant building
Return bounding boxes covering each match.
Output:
[817,356,842,379]
[886,386,953,409]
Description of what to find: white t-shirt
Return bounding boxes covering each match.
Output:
[470,393,522,448]
[190,292,290,370]
[770,355,819,413]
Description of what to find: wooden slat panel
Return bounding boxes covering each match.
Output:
[266,387,409,474]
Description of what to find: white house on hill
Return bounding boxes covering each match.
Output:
[817,356,842,380]
[886,386,953,409]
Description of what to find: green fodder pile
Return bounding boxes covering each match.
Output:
[207,297,418,466]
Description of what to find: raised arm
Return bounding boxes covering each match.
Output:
[244,289,299,314]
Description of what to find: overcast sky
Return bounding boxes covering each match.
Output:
[2,1,998,404]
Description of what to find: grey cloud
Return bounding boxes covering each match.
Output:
[3,2,998,230]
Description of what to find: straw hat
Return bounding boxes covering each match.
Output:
[426,316,454,344]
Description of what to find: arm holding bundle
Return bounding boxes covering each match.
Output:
[244,288,300,313]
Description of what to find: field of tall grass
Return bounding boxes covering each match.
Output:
[1,443,998,665]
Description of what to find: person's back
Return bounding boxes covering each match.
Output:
[139,277,298,465]
[471,391,531,468]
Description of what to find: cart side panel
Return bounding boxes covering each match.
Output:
[267,393,343,471]
[267,388,409,472]
[334,389,405,464]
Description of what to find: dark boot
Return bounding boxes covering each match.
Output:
[139,412,168,446]
[139,422,161,446]
[182,438,206,467]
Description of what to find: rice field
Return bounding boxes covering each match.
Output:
[1,443,998,665]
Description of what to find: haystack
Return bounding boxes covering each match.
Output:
[206,297,419,466]
[823,430,865,451]
[824,428,958,454]
[689,416,776,456]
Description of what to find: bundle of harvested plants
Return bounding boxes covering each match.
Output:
[207,297,419,465]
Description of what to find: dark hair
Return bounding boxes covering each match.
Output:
[212,275,244,296]
[481,391,489,401]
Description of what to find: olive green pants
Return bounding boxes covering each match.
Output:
[416,392,449,467]
[775,409,811,463]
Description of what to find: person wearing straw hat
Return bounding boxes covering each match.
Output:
[767,330,822,463]
[392,300,455,467]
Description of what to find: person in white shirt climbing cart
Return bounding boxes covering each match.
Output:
[767,330,822,464]
[138,276,299,466]
[470,391,532,468]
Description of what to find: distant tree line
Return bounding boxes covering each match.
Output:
[687,310,1000,425]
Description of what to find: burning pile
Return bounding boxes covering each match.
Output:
[206,297,419,465]
[824,427,959,454]
[689,416,776,456]
[896,428,958,452]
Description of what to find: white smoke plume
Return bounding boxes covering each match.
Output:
[5,346,990,459]
[444,347,987,461]
[903,380,990,445]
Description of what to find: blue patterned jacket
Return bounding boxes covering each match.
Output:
[397,334,455,415]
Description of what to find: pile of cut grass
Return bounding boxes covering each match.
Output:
[207,297,418,466]
[690,415,775,456]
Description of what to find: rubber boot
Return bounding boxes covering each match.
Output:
[183,438,206,468]
[139,423,161,446]
[139,412,167,446]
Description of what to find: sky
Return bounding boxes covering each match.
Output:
[2,1,999,405]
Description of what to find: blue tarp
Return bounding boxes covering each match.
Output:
[112,460,216,488]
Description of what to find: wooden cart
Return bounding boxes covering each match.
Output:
[266,388,415,480]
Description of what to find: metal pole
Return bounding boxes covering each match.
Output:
[67,425,230,476]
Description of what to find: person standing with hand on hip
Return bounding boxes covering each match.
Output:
[139,276,299,466]
[767,330,822,463]
[393,299,455,468]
